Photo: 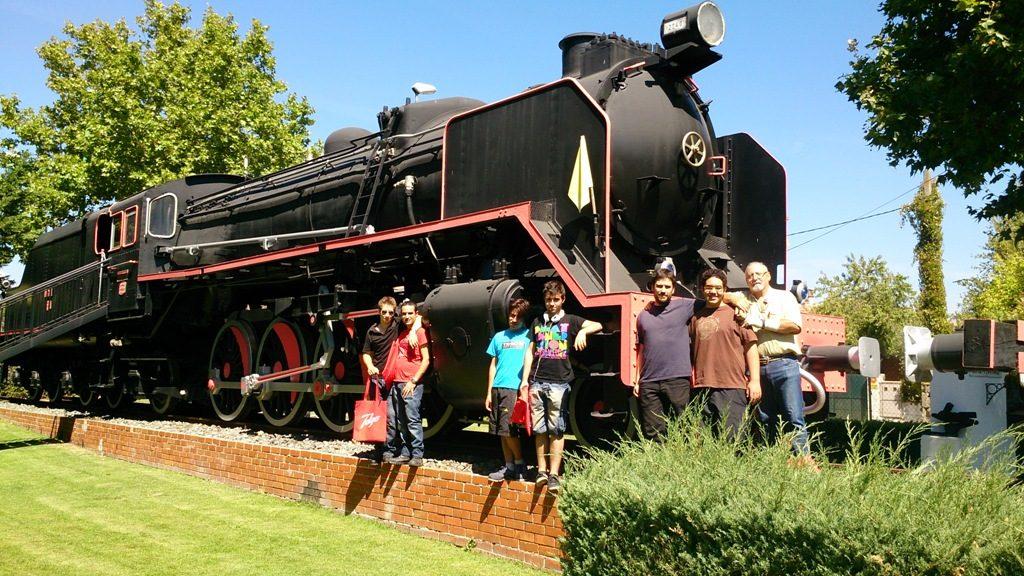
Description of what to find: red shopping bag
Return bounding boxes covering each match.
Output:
[510,396,532,438]
[352,376,387,443]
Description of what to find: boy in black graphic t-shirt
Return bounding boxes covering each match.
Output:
[521,280,602,494]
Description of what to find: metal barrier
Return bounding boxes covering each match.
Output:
[0,259,106,350]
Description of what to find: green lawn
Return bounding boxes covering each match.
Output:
[0,421,547,576]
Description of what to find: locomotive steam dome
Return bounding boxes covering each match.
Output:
[323,127,373,155]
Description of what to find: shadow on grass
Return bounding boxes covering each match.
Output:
[0,437,61,451]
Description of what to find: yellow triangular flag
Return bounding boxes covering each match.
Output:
[567,135,594,212]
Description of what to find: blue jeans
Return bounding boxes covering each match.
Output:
[386,382,424,459]
[758,358,809,455]
[528,380,570,437]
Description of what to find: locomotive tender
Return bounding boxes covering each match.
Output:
[0,3,792,446]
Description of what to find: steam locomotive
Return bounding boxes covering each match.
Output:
[0,3,801,446]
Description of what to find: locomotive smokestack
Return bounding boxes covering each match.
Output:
[558,32,598,78]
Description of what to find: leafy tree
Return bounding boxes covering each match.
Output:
[0,1,315,266]
[901,170,952,334]
[813,255,919,378]
[959,215,1024,321]
[837,1,1024,236]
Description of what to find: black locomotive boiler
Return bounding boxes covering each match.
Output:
[0,3,788,446]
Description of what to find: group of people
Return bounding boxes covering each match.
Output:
[635,261,808,456]
[482,280,602,493]
[357,261,808,491]
[361,297,430,467]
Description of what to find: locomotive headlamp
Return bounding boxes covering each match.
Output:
[661,2,725,49]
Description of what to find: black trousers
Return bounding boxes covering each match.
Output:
[695,387,748,441]
[638,377,691,440]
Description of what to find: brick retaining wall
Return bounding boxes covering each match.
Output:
[0,407,563,570]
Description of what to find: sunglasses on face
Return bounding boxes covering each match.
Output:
[379,310,394,316]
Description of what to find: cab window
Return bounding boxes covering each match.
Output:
[110,214,123,251]
[147,193,178,238]
[123,206,138,247]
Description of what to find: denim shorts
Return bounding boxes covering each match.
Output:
[529,380,570,436]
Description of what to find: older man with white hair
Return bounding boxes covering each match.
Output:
[732,262,809,457]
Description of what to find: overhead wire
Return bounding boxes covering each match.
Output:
[787,207,902,236]
[786,172,944,251]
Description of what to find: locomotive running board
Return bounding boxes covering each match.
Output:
[139,202,647,388]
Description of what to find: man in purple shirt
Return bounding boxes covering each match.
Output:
[633,267,704,440]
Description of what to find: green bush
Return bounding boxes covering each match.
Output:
[0,366,26,399]
[815,418,923,465]
[559,410,1024,575]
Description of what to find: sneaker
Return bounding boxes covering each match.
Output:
[488,466,509,483]
[408,457,424,467]
[535,470,549,486]
[507,464,526,481]
[377,451,394,464]
[386,454,410,465]
[547,474,561,494]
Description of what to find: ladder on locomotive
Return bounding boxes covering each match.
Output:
[0,259,108,364]
[343,136,390,238]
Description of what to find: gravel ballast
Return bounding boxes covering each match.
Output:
[0,400,503,475]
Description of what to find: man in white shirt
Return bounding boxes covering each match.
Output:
[732,262,809,456]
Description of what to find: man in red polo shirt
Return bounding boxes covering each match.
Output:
[382,299,431,467]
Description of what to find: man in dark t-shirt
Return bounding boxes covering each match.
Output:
[361,297,399,376]
[521,280,602,494]
[634,267,705,440]
[692,268,760,439]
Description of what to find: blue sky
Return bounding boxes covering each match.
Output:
[0,1,991,312]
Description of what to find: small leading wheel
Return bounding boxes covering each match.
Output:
[41,368,64,404]
[70,366,98,408]
[311,324,363,434]
[19,368,44,403]
[103,363,137,411]
[421,384,458,440]
[104,373,130,410]
[255,319,310,427]
[208,319,257,422]
[147,389,179,416]
[142,362,180,416]
[568,374,638,449]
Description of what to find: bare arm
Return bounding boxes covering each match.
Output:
[412,343,430,383]
[485,357,497,411]
[408,315,423,346]
[520,342,534,400]
[361,352,378,376]
[402,341,431,398]
[744,341,761,403]
[723,292,750,312]
[773,320,802,335]
[574,320,603,351]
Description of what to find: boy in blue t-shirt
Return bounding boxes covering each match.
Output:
[485,297,532,483]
